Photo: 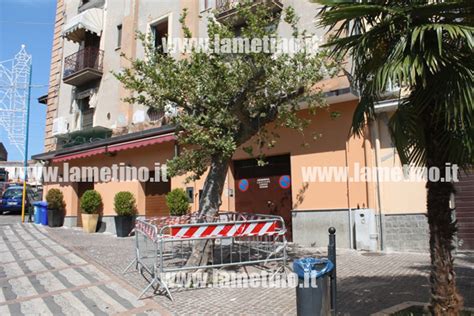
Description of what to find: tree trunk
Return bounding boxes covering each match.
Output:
[198,156,230,219]
[426,134,463,314]
[186,156,230,267]
[426,176,463,314]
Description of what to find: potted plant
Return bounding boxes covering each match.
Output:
[166,188,190,216]
[80,190,102,233]
[114,191,137,237]
[45,189,65,227]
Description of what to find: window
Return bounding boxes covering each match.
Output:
[78,97,94,129]
[3,189,22,199]
[83,32,100,49]
[151,18,169,54]
[201,0,215,11]
[186,187,194,203]
[116,24,122,48]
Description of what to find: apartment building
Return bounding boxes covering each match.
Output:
[33,0,435,252]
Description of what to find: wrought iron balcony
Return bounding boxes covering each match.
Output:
[63,47,104,86]
[216,0,283,22]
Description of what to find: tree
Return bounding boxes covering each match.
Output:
[117,5,334,227]
[314,0,473,314]
[116,1,336,266]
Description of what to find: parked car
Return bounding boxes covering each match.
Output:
[0,186,38,215]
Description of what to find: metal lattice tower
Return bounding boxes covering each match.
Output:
[0,45,32,158]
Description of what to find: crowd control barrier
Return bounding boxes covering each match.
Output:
[124,212,288,299]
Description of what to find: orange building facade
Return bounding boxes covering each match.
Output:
[34,0,430,252]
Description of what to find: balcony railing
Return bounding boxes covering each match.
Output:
[63,47,104,86]
[216,0,283,21]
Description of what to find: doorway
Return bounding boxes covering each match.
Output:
[234,155,293,240]
[145,172,171,218]
[455,170,474,250]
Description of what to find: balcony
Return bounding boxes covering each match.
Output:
[63,47,104,86]
[56,126,112,149]
[216,0,283,23]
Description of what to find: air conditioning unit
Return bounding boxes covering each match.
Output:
[52,117,69,136]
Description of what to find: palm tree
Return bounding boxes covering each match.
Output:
[314,0,473,314]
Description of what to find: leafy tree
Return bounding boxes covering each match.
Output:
[315,0,473,313]
[116,2,335,265]
[116,4,334,219]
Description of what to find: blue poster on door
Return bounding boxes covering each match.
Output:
[238,179,249,192]
[279,175,291,189]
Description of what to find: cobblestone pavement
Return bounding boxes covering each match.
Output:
[0,217,167,315]
[3,216,473,315]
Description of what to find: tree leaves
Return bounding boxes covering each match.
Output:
[315,0,474,168]
[116,3,333,180]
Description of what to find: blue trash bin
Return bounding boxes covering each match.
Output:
[38,202,48,225]
[293,258,334,316]
[33,202,41,224]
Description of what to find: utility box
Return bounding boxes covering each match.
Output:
[354,209,378,251]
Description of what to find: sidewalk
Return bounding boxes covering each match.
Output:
[45,224,474,315]
[0,221,167,315]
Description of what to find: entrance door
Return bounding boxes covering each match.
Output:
[455,170,474,250]
[145,172,171,218]
[76,182,94,227]
[234,155,293,240]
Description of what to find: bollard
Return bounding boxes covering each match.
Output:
[328,227,337,315]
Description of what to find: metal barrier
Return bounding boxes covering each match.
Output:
[124,212,288,299]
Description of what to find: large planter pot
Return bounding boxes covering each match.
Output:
[81,214,99,233]
[47,209,64,227]
[114,216,135,237]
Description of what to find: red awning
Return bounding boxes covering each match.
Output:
[53,147,106,162]
[107,134,175,153]
[52,133,175,163]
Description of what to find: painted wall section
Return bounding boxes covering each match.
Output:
[42,141,174,217]
[375,112,427,214]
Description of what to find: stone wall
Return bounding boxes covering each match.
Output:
[292,209,351,248]
[63,215,116,234]
[383,213,429,252]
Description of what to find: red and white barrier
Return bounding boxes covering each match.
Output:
[170,221,278,239]
[134,213,284,241]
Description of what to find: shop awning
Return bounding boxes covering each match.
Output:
[52,133,176,163]
[63,8,104,43]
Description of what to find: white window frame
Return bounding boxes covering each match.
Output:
[147,13,173,52]
[200,0,216,12]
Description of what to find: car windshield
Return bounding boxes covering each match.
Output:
[3,189,23,199]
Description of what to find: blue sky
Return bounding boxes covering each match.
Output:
[0,0,56,161]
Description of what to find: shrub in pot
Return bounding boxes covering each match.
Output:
[114,191,137,237]
[80,190,102,233]
[166,188,190,216]
[45,189,65,227]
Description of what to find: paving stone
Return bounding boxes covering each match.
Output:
[0,218,164,315]
[41,220,474,316]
